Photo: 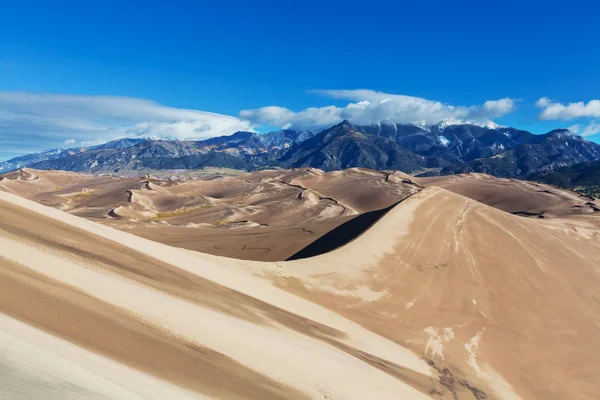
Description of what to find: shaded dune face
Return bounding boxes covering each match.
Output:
[1,168,600,399]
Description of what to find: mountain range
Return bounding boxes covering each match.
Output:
[3,121,600,184]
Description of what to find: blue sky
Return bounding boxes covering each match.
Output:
[1,0,599,161]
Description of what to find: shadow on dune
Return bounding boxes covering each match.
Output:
[286,195,413,261]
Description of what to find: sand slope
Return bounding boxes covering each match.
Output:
[1,170,600,399]
[0,189,433,400]
[264,187,600,400]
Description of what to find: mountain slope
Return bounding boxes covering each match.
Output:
[21,131,314,173]
[259,129,315,149]
[0,138,147,173]
[362,122,538,166]
[530,159,600,197]
[279,121,425,172]
[0,147,87,173]
[437,129,600,178]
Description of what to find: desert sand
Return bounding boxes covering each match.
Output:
[3,167,596,261]
[1,168,600,399]
[0,168,421,260]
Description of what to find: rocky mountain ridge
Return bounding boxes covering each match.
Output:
[2,121,600,184]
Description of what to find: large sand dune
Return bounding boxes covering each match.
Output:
[1,169,600,399]
[0,189,433,400]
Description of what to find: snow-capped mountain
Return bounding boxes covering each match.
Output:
[2,121,599,180]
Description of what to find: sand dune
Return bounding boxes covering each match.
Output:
[290,168,421,212]
[0,189,433,399]
[1,168,600,399]
[416,173,597,217]
[0,168,420,260]
[267,187,600,399]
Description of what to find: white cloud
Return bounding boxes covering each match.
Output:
[0,92,254,159]
[537,98,600,138]
[568,124,580,134]
[63,138,76,145]
[241,89,517,130]
[480,98,517,117]
[579,120,600,137]
[536,97,600,120]
[535,97,551,108]
[81,138,109,147]
[240,105,342,130]
[568,121,600,137]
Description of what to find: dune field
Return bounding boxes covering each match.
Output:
[0,168,422,260]
[1,168,600,399]
[1,168,596,261]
